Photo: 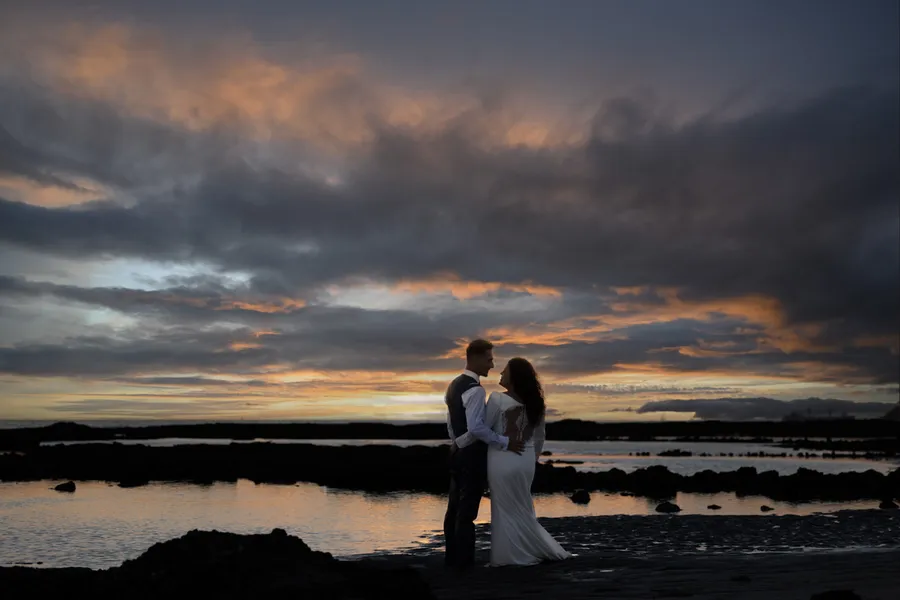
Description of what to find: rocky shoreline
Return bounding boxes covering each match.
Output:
[2,441,898,503]
[0,529,433,599]
[3,511,898,599]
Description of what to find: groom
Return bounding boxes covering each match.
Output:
[443,338,524,569]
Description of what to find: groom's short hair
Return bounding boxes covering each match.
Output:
[466,339,494,359]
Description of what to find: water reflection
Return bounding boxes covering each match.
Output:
[0,479,884,569]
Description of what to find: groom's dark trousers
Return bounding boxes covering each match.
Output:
[444,441,488,567]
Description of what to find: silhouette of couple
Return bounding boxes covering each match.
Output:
[443,339,571,569]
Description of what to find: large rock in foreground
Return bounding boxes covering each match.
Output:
[0,529,433,599]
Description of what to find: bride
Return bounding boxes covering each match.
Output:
[484,357,572,566]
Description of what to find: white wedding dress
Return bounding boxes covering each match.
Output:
[485,391,571,566]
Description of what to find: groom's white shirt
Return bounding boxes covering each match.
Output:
[446,370,509,451]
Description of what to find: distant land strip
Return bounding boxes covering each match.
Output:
[0,419,898,450]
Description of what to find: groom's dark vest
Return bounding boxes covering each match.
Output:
[446,374,483,445]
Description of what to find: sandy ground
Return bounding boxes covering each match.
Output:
[361,510,900,599]
[383,548,899,599]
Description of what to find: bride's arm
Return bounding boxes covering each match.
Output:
[484,392,501,432]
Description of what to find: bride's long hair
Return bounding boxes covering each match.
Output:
[507,357,546,426]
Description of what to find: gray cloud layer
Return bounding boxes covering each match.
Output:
[637,397,897,421]
[0,23,897,399]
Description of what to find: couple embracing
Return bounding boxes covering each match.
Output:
[443,339,571,569]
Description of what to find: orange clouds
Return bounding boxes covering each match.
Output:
[6,21,573,156]
[391,273,562,299]
[220,298,306,313]
[853,334,900,355]
[109,289,305,314]
[486,287,838,356]
[484,321,627,347]
[0,175,109,208]
[227,341,263,351]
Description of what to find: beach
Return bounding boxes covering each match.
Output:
[3,511,898,599]
[2,423,897,597]
[409,546,900,600]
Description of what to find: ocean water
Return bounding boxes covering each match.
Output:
[3,436,896,569]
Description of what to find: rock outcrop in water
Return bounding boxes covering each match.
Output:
[655,501,681,513]
[2,442,898,503]
[569,489,591,504]
[53,480,75,492]
[0,529,433,599]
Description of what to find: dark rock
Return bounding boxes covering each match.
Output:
[809,591,861,600]
[707,504,722,510]
[540,451,552,456]
[0,529,433,599]
[2,441,897,503]
[655,501,681,513]
[118,480,150,489]
[570,489,591,504]
[631,465,681,499]
[878,499,898,509]
[760,505,774,512]
[657,449,692,457]
[54,481,76,493]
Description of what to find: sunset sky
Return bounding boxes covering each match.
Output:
[0,1,897,422]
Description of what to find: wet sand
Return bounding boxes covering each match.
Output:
[390,548,900,599]
[367,510,900,599]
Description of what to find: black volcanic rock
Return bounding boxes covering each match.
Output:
[879,499,898,509]
[1,442,897,504]
[0,529,433,599]
[570,489,591,504]
[707,504,722,510]
[53,481,75,493]
[656,501,681,513]
[657,449,692,457]
[118,479,150,488]
[760,505,774,512]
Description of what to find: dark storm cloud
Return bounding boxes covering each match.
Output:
[636,397,897,421]
[1,278,894,385]
[0,330,276,378]
[0,6,896,392]
[47,398,257,416]
[112,376,271,387]
[0,82,221,191]
[0,297,494,377]
[545,383,740,396]
[2,84,896,322]
[528,334,898,384]
[0,84,898,385]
